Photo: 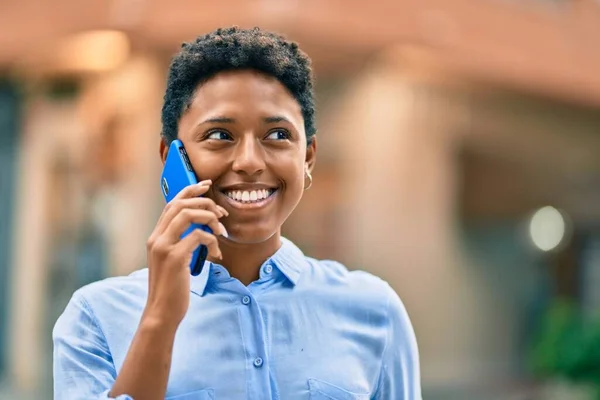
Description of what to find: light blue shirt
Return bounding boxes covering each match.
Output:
[53,238,421,399]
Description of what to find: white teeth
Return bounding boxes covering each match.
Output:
[225,189,274,203]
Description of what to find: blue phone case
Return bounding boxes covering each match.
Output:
[160,140,211,276]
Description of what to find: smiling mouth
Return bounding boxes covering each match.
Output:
[222,188,278,204]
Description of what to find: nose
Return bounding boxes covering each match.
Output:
[231,135,266,176]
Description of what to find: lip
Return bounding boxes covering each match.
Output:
[218,188,279,210]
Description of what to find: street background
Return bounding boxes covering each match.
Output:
[1,1,600,398]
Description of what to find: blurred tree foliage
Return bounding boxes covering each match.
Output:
[530,298,600,398]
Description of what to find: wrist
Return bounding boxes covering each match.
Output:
[140,308,181,335]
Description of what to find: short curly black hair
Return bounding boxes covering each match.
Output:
[161,26,316,145]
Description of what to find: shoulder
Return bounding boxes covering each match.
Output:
[306,257,389,289]
[74,268,149,305]
[303,257,401,312]
[54,269,148,335]
[305,259,418,349]
[305,257,391,291]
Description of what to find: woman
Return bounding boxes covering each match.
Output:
[53,27,421,400]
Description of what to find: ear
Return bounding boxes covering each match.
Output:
[159,138,169,165]
[305,135,317,173]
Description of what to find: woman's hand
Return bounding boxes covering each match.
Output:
[143,180,228,328]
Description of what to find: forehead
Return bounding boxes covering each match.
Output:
[189,70,303,120]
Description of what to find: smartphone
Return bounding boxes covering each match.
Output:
[161,139,211,276]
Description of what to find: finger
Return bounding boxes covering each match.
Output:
[216,205,229,217]
[156,193,222,236]
[157,198,223,236]
[177,229,222,260]
[174,180,212,201]
[155,180,212,229]
[170,197,224,218]
[165,209,225,242]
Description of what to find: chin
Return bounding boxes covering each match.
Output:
[224,226,279,245]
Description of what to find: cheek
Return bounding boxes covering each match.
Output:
[284,163,305,194]
[188,152,226,181]
[193,164,222,182]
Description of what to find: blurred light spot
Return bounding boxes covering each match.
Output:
[529,206,566,251]
[55,30,130,73]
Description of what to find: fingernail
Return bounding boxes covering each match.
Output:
[218,222,228,238]
[198,180,212,186]
[217,251,223,260]
[218,206,229,216]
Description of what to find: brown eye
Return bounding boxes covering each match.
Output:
[206,130,232,141]
[265,129,290,140]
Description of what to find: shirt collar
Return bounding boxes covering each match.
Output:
[190,237,307,297]
[270,237,307,285]
[190,259,213,297]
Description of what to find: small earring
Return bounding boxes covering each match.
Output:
[304,166,313,190]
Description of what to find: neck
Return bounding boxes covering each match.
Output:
[209,233,282,286]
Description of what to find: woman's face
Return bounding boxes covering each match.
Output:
[162,69,316,244]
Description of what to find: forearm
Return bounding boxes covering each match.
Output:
[109,313,178,400]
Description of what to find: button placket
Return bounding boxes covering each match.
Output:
[235,286,272,398]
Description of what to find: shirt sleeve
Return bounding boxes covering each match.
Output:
[373,284,422,400]
[53,292,133,400]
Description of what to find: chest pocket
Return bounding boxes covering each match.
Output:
[308,379,371,400]
[165,388,214,400]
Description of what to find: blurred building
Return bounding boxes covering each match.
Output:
[1,1,600,399]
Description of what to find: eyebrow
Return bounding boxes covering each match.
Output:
[198,115,292,126]
[263,116,291,124]
[200,116,236,125]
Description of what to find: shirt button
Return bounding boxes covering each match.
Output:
[265,265,273,274]
[241,296,251,305]
[253,357,264,368]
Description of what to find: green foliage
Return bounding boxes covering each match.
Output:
[530,298,600,396]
